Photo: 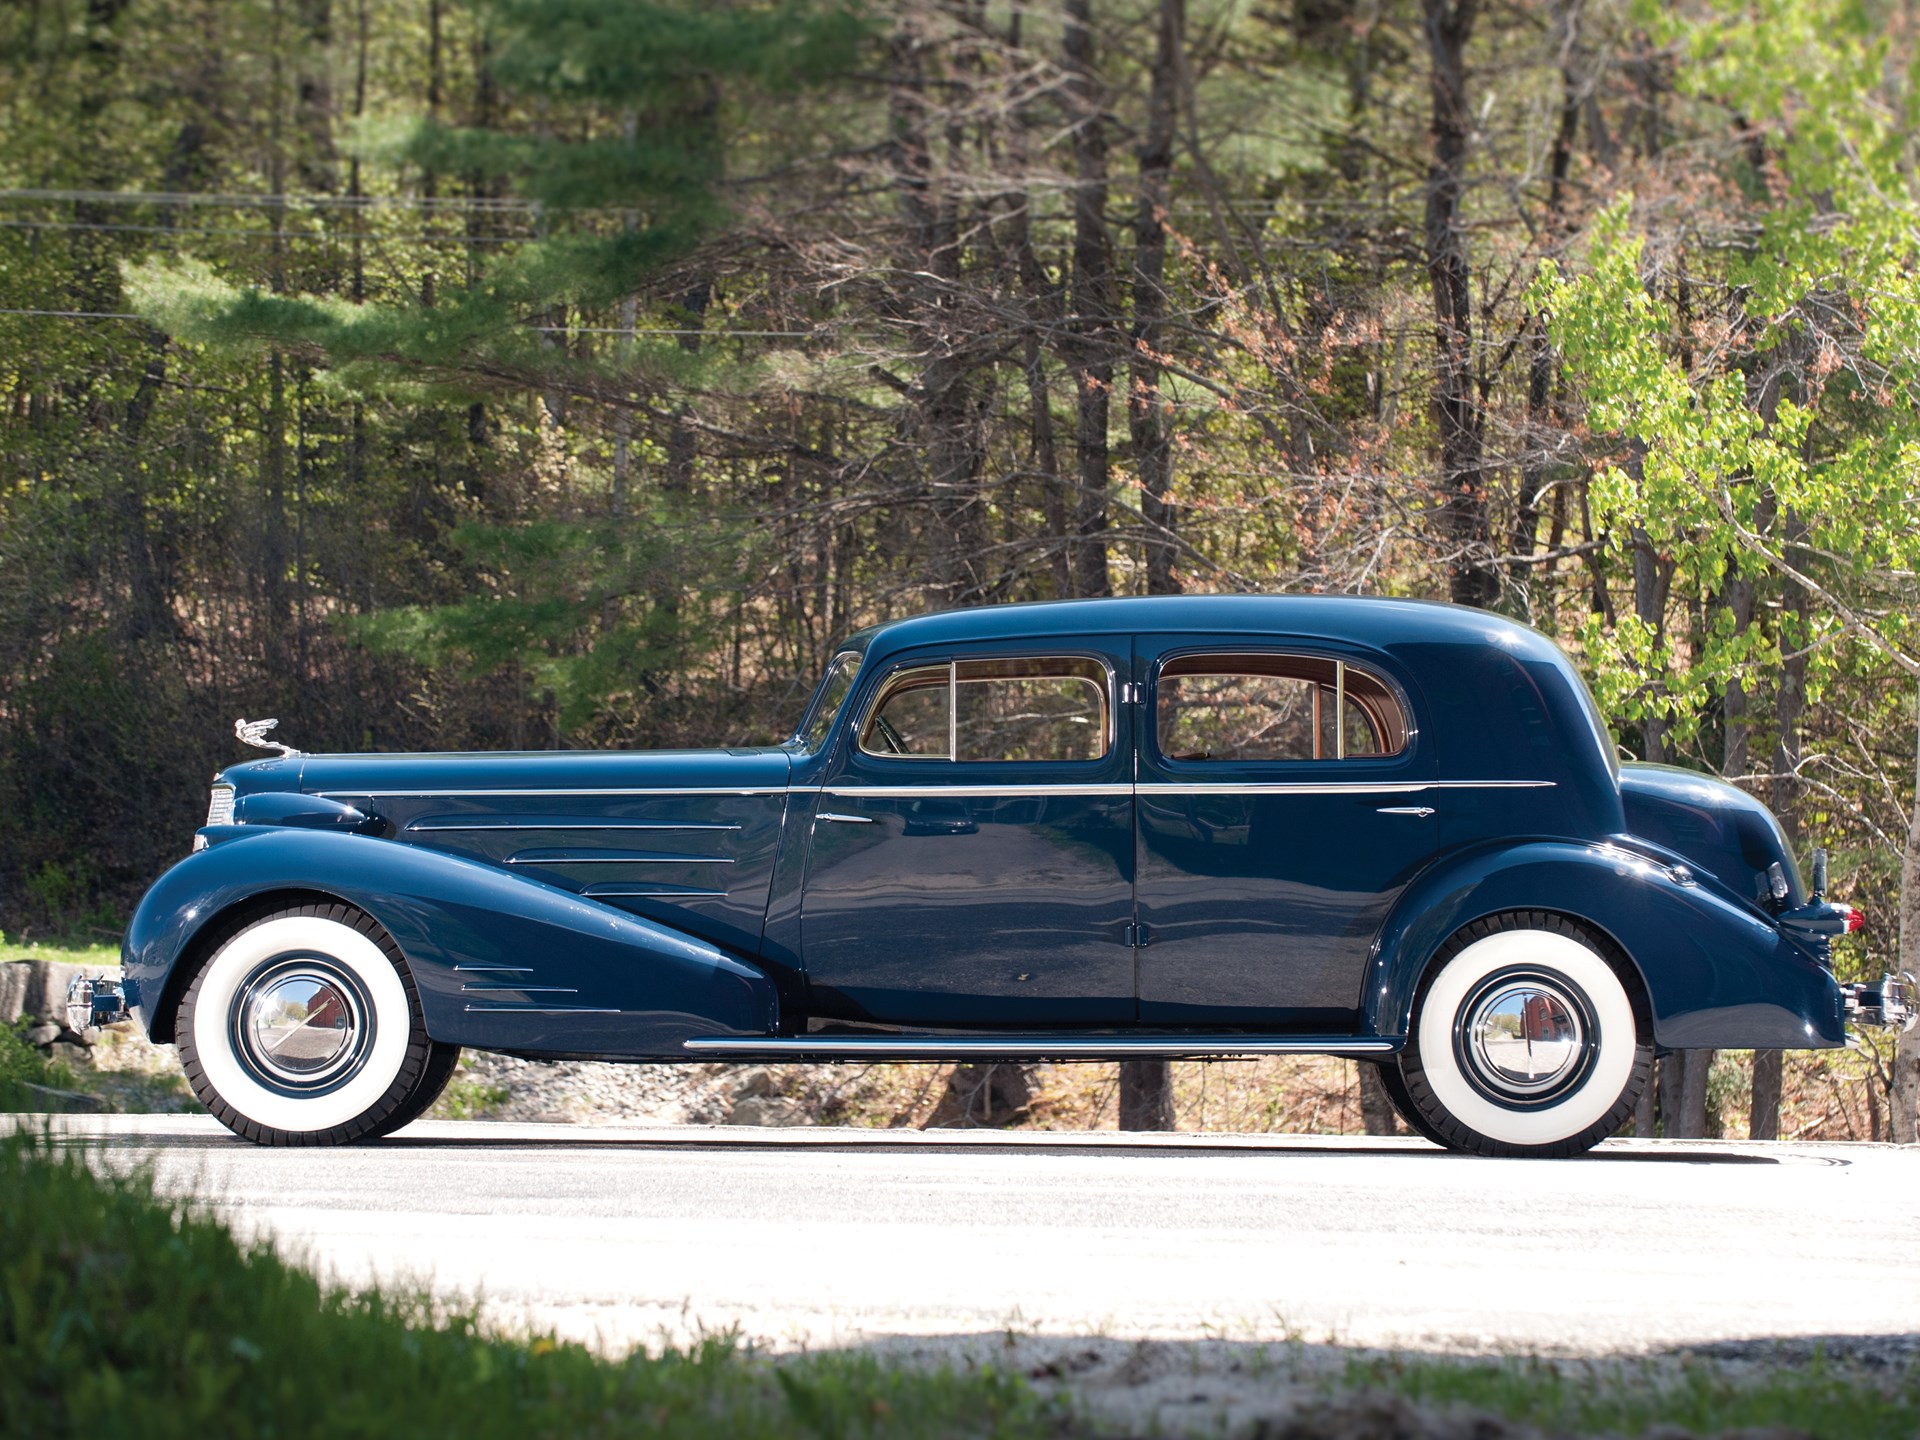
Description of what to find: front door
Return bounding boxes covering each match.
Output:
[1132,638,1441,1027]
[799,641,1135,1027]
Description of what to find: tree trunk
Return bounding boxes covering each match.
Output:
[1063,0,1114,600]
[1113,0,1186,1135]
[1723,557,1785,1140]
[1421,0,1494,609]
[1750,1049,1784,1140]
[1119,1060,1176,1130]
[889,26,984,603]
[1892,696,1920,1145]
[1128,0,1182,597]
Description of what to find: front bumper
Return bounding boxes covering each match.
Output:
[1843,973,1913,1030]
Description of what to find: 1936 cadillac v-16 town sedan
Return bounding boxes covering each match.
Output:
[88,595,1910,1156]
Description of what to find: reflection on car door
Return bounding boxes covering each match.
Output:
[800,643,1135,1027]
[1132,638,1441,1027]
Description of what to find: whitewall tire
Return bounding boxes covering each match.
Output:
[1397,913,1652,1158]
[177,903,436,1146]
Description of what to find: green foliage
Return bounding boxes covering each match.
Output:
[1536,0,1920,766]
[0,1024,77,1110]
[1342,1349,1920,1439]
[0,1130,1058,1439]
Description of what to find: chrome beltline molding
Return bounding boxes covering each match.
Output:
[324,779,1553,800]
[406,819,744,832]
[321,787,793,798]
[684,1034,1399,1057]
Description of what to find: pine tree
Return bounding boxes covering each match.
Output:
[130,0,866,729]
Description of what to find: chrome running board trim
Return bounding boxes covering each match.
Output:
[683,1034,1399,1058]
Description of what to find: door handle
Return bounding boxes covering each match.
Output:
[1376,805,1435,817]
[817,812,874,824]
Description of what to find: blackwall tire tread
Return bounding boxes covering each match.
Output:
[1372,1060,1450,1147]
[1396,910,1653,1159]
[176,902,433,1147]
[364,1041,463,1138]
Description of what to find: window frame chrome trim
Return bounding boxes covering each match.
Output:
[852,649,1119,766]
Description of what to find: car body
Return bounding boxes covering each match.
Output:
[113,595,1904,1154]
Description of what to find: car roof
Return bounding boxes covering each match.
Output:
[851,593,1563,664]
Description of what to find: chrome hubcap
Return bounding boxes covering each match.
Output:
[237,962,367,1088]
[1465,982,1584,1097]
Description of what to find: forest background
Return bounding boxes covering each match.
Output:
[4,0,1920,1143]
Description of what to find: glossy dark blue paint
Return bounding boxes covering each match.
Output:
[1133,635,1439,1026]
[125,827,778,1054]
[799,635,1135,1028]
[124,594,1850,1061]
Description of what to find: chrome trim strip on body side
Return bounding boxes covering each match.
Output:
[458,985,579,994]
[505,853,735,866]
[823,784,1135,799]
[1136,780,1554,796]
[406,818,744,832]
[580,885,729,899]
[452,964,534,973]
[462,1005,624,1014]
[321,787,792,799]
[684,1034,1399,1058]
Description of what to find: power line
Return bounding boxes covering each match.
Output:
[0,308,827,340]
[0,187,544,212]
[0,218,524,243]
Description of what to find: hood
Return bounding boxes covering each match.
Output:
[219,746,795,801]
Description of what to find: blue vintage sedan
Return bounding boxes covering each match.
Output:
[102,595,1907,1155]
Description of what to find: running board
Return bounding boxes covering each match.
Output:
[683,1034,1399,1060]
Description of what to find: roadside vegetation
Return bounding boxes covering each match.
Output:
[1339,1351,1920,1439]
[0,1130,1055,1440]
[0,1021,79,1111]
[3,1128,1916,1440]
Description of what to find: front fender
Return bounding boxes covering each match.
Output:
[1364,841,1845,1050]
[125,830,779,1057]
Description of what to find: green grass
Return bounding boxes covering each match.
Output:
[0,932,121,969]
[0,1020,80,1110]
[1340,1350,1920,1439]
[0,1131,1059,1440]
[431,1075,514,1120]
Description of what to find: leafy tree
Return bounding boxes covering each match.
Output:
[1536,0,1920,1139]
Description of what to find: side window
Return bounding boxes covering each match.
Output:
[860,657,1110,762]
[957,658,1107,762]
[1156,654,1406,763]
[863,665,952,758]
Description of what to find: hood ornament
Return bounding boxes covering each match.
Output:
[235,717,303,759]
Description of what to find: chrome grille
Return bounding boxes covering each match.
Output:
[206,785,235,827]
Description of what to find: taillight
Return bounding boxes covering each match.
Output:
[1846,907,1865,934]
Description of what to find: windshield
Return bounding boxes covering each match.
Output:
[796,653,862,751]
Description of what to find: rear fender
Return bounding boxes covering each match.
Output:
[124,829,779,1056]
[1364,842,1845,1050]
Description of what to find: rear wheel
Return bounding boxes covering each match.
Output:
[177,903,435,1146]
[1395,913,1651,1158]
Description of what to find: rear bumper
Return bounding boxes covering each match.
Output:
[1843,973,1913,1031]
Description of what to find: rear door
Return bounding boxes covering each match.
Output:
[799,640,1135,1027]
[1131,637,1441,1027]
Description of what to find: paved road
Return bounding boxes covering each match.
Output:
[35,1116,1920,1357]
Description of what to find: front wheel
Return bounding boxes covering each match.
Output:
[177,903,437,1146]
[1395,914,1652,1158]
